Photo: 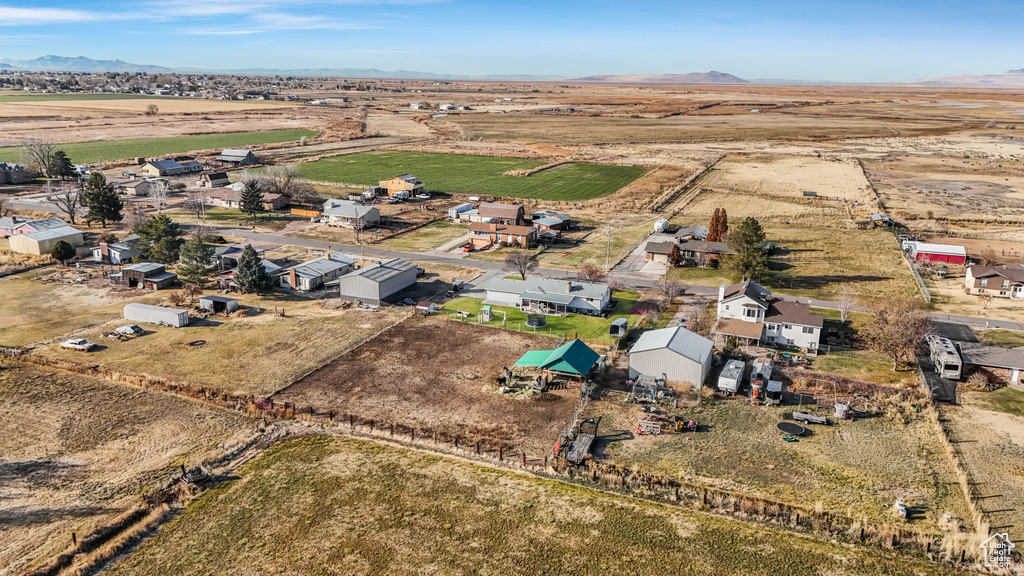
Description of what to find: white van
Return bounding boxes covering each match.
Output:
[392,191,410,201]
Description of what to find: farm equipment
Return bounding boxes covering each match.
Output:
[566,419,598,464]
[673,418,698,433]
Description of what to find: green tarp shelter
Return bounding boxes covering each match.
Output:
[513,339,599,377]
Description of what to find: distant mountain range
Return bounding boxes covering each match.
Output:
[570,71,749,84]
[0,55,175,73]
[904,69,1024,87]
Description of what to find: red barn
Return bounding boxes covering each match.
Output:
[905,241,967,265]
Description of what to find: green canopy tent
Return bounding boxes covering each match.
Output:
[514,339,600,379]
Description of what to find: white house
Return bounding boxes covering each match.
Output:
[714,280,823,351]
[484,277,611,316]
[628,326,714,388]
[322,199,380,229]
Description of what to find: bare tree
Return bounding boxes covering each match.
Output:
[190,222,216,242]
[656,278,687,303]
[687,303,717,338]
[122,203,147,231]
[694,242,711,269]
[183,189,206,219]
[979,294,993,310]
[261,164,302,196]
[0,195,9,218]
[149,180,169,213]
[859,297,932,371]
[20,139,56,177]
[577,264,606,283]
[979,248,998,266]
[503,250,538,280]
[838,285,855,324]
[144,104,159,116]
[48,181,83,225]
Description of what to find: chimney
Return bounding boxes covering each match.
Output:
[289,268,297,288]
[565,281,572,293]
[718,284,726,302]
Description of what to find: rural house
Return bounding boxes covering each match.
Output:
[628,326,714,388]
[676,239,734,266]
[200,172,230,188]
[141,158,200,177]
[514,339,600,380]
[468,222,537,248]
[530,209,572,231]
[0,217,68,238]
[206,189,289,210]
[379,174,424,196]
[478,202,526,225]
[281,253,355,292]
[219,258,281,289]
[92,234,141,264]
[965,263,1024,300]
[484,277,611,316]
[215,149,259,166]
[644,242,679,264]
[902,240,967,265]
[8,226,84,255]
[108,262,178,290]
[956,342,1024,386]
[332,257,418,305]
[322,199,381,229]
[714,280,823,351]
[109,179,154,197]
[0,162,31,184]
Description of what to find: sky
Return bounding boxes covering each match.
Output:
[1,0,1022,81]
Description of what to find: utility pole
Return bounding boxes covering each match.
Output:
[605,226,612,273]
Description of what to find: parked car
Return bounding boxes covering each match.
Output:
[416,193,431,200]
[61,338,95,351]
[386,197,401,204]
[400,298,416,306]
[415,267,425,277]
[116,324,144,336]
[463,243,474,252]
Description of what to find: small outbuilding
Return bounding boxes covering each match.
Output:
[109,262,178,290]
[416,301,436,315]
[332,257,418,305]
[628,326,714,389]
[198,295,239,314]
[8,226,84,255]
[903,241,967,265]
[513,339,600,380]
[215,149,259,166]
[123,303,189,327]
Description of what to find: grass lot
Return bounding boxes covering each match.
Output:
[810,350,920,387]
[164,207,292,232]
[0,129,317,163]
[0,363,251,576]
[298,150,648,201]
[377,220,466,252]
[108,436,969,576]
[31,296,410,397]
[441,290,641,346]
[667,266,741,288]
[968,386,1024,417]
[0,268,167,348]
[590,396,969,528]
[979,328,1024,349]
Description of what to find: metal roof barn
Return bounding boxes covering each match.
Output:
[333,257,417,305]
[628,326,714,388]
[123,303,189,328]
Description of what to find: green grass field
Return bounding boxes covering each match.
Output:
[298,151,648,201]
[0,129,317,163]
[107,436,969,576]
[442,290,641,345]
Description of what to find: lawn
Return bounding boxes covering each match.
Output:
[441,290,641,346]
[31,296,411,397]
[164,207,292,232]
[377,220,466,252]
[809,350,920,387]
[589,396,970,529]
[979,329,1024,349]
[0,129,317,163]
[0,363,252,576]
[298,150,648,201]
[968,386,1024,417]
[107,436,970,576]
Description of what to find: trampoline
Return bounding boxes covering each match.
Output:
[776,421,807,436]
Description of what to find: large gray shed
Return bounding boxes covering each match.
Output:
[628,326,714,388]
[124,303,189,328]
[198,295,239,314]
[333,258,417,305]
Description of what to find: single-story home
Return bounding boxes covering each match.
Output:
[379,174,424,196]
[281,253,355,292]
[530,210,572,231]
[141,158,199,177]
[965,263,1024,300]
[485,277,612,316]
[322,199,380,229]
[628,326,714,388]
[644,241,679,264]
[8,226,84,255]
[92,234,141,264]
[903,240,967,265]
[956,342,1024,386]
[331,257,418,305]
[109,262,178,290]
[219,258,282,289]
[198,295,239,314]
[206,189,289,210]
[0,162,31,185]
[109,179,154,197]
[468,222,537,248]
[215,149,259,166]
[0,216,69,238]
[514,339,600,379]
[478,202,525,225]
[676,239,734,266]
[200,172,231,188]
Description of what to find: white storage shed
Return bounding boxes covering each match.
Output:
[123,303,189,328]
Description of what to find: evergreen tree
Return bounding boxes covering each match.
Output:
[134,214,184,263]
[239,178,265,218]
[725,217,768,280]
[234,244,271,294]
[50,150,75,180]
[82,172,123,228]
[50,240,76,265]
[720,208,729,239]
[177,235,216,284]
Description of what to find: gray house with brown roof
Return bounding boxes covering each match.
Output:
[714,280,823,351]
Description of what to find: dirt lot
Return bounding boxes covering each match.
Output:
[106,435,969,576]
[31,296,410,397]
[273,317,577,455]
[583,393,970,530]
[0,362,252,576]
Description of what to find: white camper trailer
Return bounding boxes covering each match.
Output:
[717,359,745,394]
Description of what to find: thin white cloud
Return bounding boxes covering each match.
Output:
[0,6,110,24]
[178,29,261,35]
[248,12,380,30]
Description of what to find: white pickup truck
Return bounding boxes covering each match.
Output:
[61,338,96,351]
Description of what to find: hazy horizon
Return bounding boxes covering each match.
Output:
[2,0,1023,82]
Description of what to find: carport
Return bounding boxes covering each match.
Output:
[198,295,239,314]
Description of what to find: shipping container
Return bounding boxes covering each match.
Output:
[123,303,189,328]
